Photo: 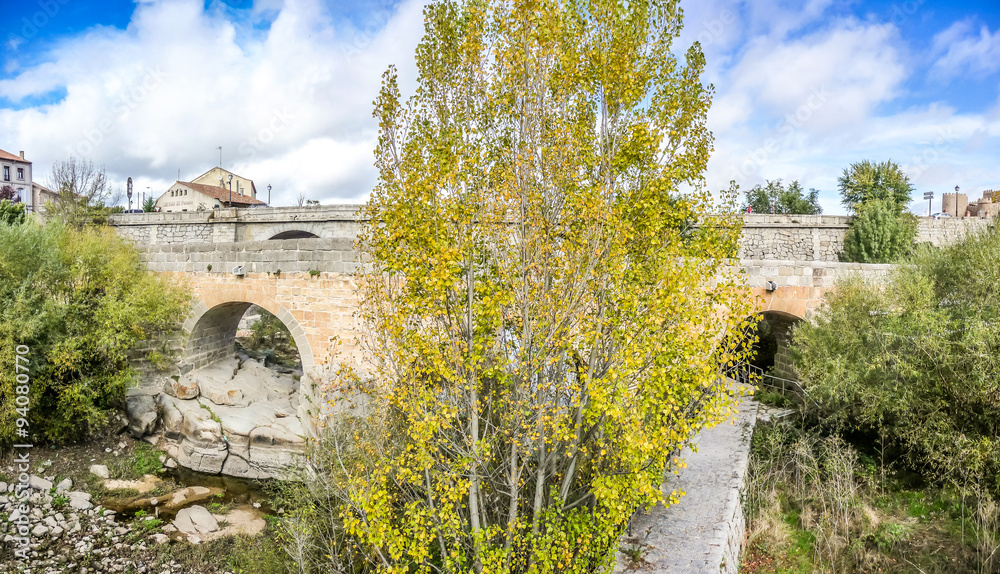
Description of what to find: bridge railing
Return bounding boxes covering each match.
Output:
[722,362,817,408]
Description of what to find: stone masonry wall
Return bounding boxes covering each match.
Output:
[736,215,991,262]
[915,217,992,245]
[139,237,361,275]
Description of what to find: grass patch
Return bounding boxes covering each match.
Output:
[108,441,164,480]
[754,388,795,409]
[742,421,994,574]
[152,524,287,574]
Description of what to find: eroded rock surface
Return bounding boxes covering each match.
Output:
[127,356,307,479]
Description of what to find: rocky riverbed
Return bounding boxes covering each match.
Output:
[126,355,309,480]
[1,440,272,573]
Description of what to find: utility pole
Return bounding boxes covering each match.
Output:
[924,191,934,217]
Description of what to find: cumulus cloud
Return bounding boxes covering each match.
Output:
[0,0,426,205]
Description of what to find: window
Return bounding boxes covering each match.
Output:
[16,168,24,180]
[3,166,8,181]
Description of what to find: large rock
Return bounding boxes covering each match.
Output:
[174,402,229,474]
[157,394,189,439]
[222,421,306,479]
[163,375,200,400]
[126,394,158,438]
[173,505,219,536]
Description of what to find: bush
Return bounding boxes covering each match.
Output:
[0,200,26,226]
[793,225,1000,491]
[840,199,917,263]
[0,221,190,446]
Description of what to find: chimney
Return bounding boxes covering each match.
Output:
[19,151,25,160]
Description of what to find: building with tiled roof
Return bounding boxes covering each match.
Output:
[155,167,266,212]
[0,148,33,212]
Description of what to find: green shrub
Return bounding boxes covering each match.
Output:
[793,225,1000,491]
[840,199,917,263]
[0,221,190,447]
[0,200,26,226]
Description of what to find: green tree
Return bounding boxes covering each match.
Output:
[793,225,1000,492]
[0,222,190,446]
[301,1,758,572]
[142,195,156,212]
[838,159,914,213]
[0,199,26,225]
[744,180,822,214]
[840,198,917,263]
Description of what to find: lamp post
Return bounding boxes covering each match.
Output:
[267,184,271,206]
[924,191,933,217]
[228,174,233,206]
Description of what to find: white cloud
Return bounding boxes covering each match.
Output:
[0,0,426,206]
[931,21,1000,78]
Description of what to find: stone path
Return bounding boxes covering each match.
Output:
[616,393,758,574]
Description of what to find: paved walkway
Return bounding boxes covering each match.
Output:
[616,394,758,574]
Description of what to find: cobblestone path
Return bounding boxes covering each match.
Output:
[615,395,759,574]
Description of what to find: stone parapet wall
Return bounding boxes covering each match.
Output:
[914,217,992,245]
[737,215,850,262]
[114,209,993,257]
[110,205,364,244]
[734,214,992,262]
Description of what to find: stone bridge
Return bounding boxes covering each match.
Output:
[112,208,988,394]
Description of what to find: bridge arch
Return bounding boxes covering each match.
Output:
[181,295,315,375]
[751,310,803,382]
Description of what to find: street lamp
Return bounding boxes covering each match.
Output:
[267,184,271,206]
[228,174,233,206]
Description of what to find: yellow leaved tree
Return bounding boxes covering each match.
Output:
[319,0,758,572]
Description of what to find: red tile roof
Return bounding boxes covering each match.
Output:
[177,181,266,205]
[0,149,29,163]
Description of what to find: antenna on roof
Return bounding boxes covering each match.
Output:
[217,145,222,168]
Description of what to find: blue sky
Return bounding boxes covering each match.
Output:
[2,0,999,213]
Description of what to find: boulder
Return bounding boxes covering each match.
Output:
[163,375,200,400]
[173,505,219,536]
[157,394,188,439]
[126,394,158,438]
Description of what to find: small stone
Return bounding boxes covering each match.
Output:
[56,478,73,492]
[28,475,53,491]
[89,465,110,479]
[151,533,169,545]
